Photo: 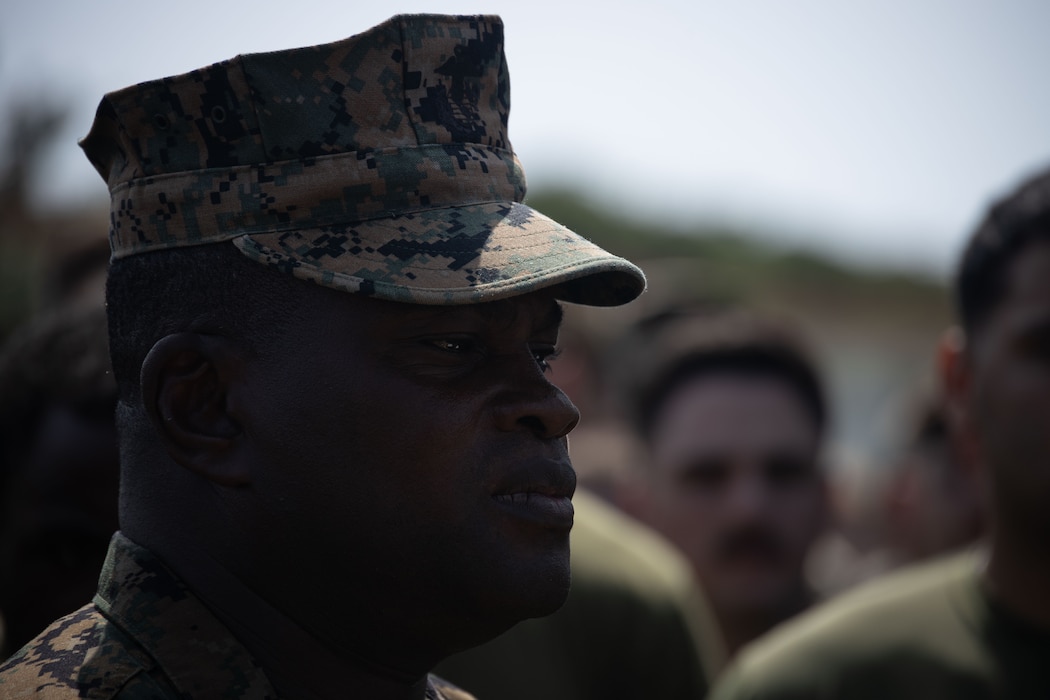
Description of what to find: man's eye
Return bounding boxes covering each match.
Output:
[682,461,729,490]
[429,338,476,354]
[765,455,815,487]
[533,346,561,372]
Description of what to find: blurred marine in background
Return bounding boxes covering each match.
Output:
[880,393,984,566]
[710,167,1050,699]
[620,309,830,660]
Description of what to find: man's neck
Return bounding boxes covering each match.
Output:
[984,525,1050,632]
[717,586,815,659]
[152,539,432,700]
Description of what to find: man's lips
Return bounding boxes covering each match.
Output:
[493,492,574,530]
[715,528,785,568]
[492,462,576,530]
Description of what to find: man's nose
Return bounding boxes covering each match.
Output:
[725,467,772,517]
[492,360,581,439]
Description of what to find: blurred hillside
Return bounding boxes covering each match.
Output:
[525,188,953,477]
[527,188,949,324]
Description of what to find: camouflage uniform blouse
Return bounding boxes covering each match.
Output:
[0,533,474,699]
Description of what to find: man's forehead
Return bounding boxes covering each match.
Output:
[393,294,565,330]
[663,373,809,412]
[652,380,820,452]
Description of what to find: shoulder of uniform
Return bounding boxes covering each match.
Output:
[0,604,155,698]
[710,551,982,698]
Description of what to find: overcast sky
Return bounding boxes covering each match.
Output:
[4,0,1049,277]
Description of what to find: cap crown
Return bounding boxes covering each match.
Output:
[83,15,510,184]
[80,14,646,307]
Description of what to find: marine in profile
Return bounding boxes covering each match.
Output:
[0,13,645,700]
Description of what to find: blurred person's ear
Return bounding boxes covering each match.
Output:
[140,333,251,487]
[815,464,833,533]
[937,326,982,483]
[938,326,968,424]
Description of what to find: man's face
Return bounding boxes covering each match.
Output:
[962,240,1050,544]
[227,286,579,654]
[641,374,825,617]
[882,437,982,562]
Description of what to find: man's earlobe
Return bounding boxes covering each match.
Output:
[937,325,981,474]
[938,326,969,415]
[140,333,250,486]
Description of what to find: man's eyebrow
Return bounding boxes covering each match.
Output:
[471,297,564,332]
[537,302,565,333]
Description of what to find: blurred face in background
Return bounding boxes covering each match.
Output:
[639,373,827,623]
[882,431,983,563]
[961,240,1050,549]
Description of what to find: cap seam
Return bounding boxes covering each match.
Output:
[258,234,612,274]
[236,54,270,171]
[108,143,520,194]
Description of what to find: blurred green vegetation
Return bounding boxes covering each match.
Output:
[526,188,951,327]
[525,187,955,464]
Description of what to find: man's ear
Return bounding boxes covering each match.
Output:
[140,333,250,486]
[814,462,834,531]
[938,326,970,425]
[938,326,981,479]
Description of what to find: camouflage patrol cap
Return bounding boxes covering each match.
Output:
[79,13,645,306]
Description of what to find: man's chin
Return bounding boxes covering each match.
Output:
[710,570,794,610]
[472,549,571,622]
[509,558,572,619]
[449,570,570,653]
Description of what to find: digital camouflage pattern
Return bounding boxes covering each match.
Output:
[79,14,646,307]
[0,533,476,699]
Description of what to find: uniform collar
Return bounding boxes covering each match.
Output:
[94,532,279,699]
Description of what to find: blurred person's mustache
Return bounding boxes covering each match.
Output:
[715,525,784,564]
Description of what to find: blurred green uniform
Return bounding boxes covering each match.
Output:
[710,549,1050,700]
[436,490,724,699]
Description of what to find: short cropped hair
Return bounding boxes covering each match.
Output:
[627,309,827,444]
[105,244,306,405]
[956,168,1050,337]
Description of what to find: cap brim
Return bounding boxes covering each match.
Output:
[233,201,646,307]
